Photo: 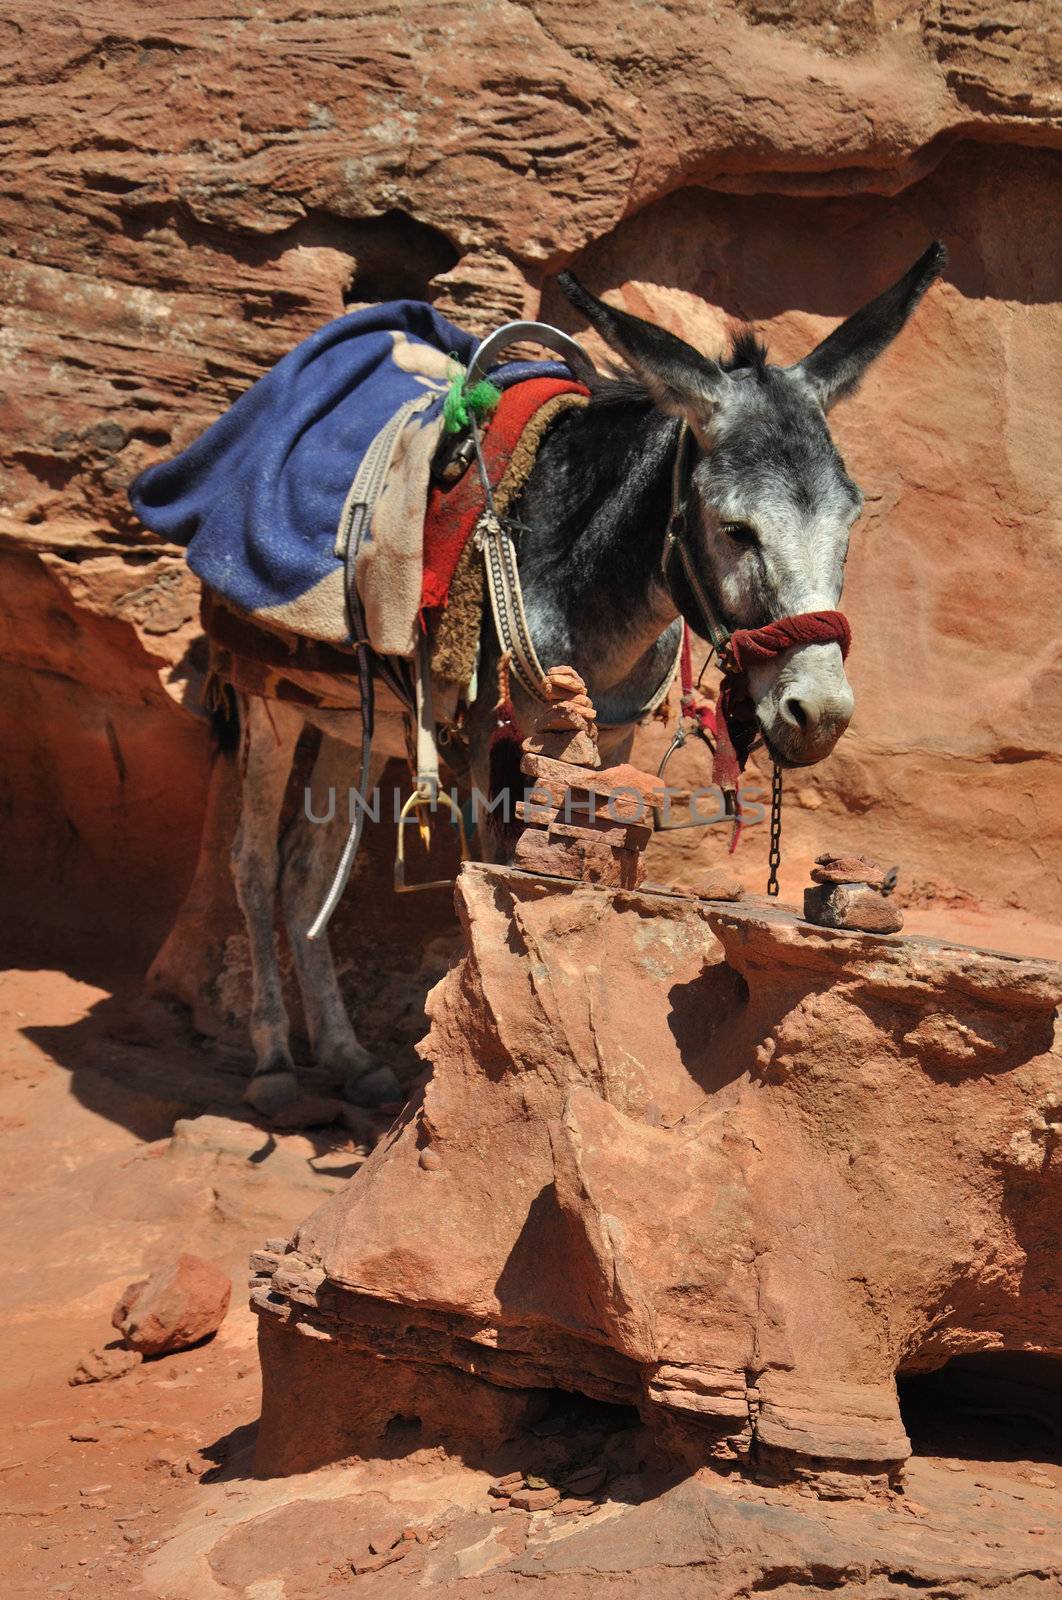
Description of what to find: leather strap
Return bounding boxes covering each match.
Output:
[471,412,680,728]
[660,421,733,657]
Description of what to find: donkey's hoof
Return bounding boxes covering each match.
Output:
[245,1068,300,1116]
[344,1065,403,1108]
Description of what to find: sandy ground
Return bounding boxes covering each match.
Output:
[1,893,1060,1598]
[0,954,360,1600]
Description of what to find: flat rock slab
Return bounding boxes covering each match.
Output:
[143,1456,1062,1599]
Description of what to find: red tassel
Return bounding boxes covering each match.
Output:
[487,653,525,847]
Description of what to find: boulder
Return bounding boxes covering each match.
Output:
[112,1252,231,1356]
[251,863,1062,1492]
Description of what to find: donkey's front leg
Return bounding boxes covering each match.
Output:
[280,732,402,1108]
[231,695,304,1114]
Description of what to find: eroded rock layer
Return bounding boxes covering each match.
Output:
[253,863,1062,1492]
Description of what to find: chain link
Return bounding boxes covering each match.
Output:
[766,762,783,897]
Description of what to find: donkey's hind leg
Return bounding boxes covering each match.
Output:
[231,694,304,1114]
[279,732,403,1108]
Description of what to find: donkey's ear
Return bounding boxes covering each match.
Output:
[557,271,730,422]
[794,242,947,411]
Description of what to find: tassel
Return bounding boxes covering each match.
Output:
[487,652,525,847]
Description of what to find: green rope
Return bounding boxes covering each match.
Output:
[443,360,501,434]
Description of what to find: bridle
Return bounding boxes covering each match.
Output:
[658,419,853,896]
[661,420,734,659]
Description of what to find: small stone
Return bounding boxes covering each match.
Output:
[112,1253,231,1356]
[487,1483,512,1498]
[697,868,744,901]
[510,1487,559,1511]
[495,1470,523,1489]
[489,1497,511,1512]
[419,1147,443,1171]
[556,1497,592,1514]
[1029,1526,1047,1535]
[803,883,903,934]
[812,853,887,888]
[1026,1473,1052,1487]
[80,1484,112,1496]
[70,1346,142,1386]
[352,1547,405,1574]
[943,1461,965,1473]
[525,1474,549,1489]
[263,1237,288,1254]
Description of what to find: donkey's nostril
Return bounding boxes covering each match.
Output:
[782,696,808,730]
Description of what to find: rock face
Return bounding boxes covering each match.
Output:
[252,862,1061,1491]
[113,1251,231,1355]
[2,0,1061,966]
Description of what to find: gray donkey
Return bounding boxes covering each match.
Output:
[222,244,946,1114]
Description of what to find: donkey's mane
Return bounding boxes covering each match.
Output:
[586,326,770,409]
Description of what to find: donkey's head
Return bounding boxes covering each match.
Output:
[558,244,946,768]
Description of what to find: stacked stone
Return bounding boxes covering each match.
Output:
[803,853,903,934]
[513,666,662,891]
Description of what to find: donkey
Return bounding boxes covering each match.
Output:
[224,243,946,1114]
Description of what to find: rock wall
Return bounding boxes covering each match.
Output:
[2,0,1061,953]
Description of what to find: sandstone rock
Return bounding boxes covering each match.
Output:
[350,1547,404,1575]
[112,1253,231,1356]
[253,864,1061,1494]
[522,754,665,812]
[698,868,744,901]
[69,1346,142,1386]
[513,825,645,890]
[804,882,904,934]
[811,854,888,889]
[515,804,653,851]
[510,1487,560,1512]
[522,665,602,768]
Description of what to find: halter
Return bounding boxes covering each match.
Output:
[660,420,852,894]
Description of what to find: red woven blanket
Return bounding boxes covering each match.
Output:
[421,377,587,612]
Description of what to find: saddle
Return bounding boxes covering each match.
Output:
[129,302,591,708]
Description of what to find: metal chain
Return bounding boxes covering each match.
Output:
[766,763,783,897]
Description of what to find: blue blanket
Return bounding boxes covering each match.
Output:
[129,300,569,642]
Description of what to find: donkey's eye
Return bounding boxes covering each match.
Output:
[721,521,758,547]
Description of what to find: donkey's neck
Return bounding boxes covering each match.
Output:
[513,399,682,724]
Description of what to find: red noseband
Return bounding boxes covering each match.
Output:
[713,609,851,796]
[720,610,852,676]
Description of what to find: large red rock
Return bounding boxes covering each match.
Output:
[112,1251,231,1355]
[251,863,1061,1492]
